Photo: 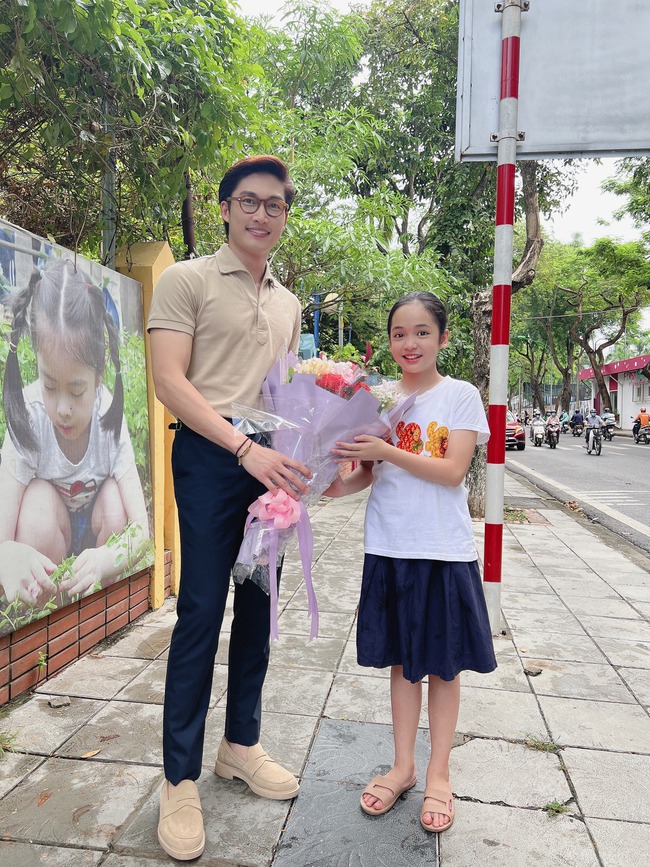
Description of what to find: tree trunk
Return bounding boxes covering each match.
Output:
[467,288,492,518]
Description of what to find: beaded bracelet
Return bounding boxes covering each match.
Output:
[237,440,254,465]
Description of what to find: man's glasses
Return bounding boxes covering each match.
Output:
[226,195,289,217]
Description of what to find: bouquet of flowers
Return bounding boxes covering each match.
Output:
[232,354,415,640]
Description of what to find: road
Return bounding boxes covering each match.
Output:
[505,429,650,556]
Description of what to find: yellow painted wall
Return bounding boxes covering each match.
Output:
[115,242,179,607]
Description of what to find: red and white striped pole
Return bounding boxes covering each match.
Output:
[484,0,523,632]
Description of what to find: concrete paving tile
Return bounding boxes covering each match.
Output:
[0,757,161,848]
[337,637,388,678]
[585,817,650,867]
[202,707,317,778]
[457,686,547,741]
[504,608,585,634]
[325,673,399,726]
[265,633,347,672]
[592,637,650,667]
[100,625,172,660]
[501,591,568,612]
[563,596,642,618]
[545,577,620,599]
[510,629,606,663]
[301,718,433,788]
[538,695,650,751]
[115,768,291,866]
[451,738,572,809]
[0,751,45,798]
[635,601,650,618]
[34,656,150,700]
[57,701,163,765]
[262,665,333,717]
[576,615,650,641]
[437,800,599,867]
[278,608,354,639]
[1,694,106,755]
[562,748,650,822]
[613,584,650,602]
[112,659,227,709]
[136,597,176,629]
[274,777,438,867]
[0,842,102,865]
[617,666,650,705]
[523,658,636,703]
[461,653,529,693]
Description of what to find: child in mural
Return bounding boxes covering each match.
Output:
[325,291,496,834]
[0,258,150,608]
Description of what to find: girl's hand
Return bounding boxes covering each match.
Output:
[332,435,390,463]
[240,441,312,499]
[0,541,57,604]
[59,546,115,598]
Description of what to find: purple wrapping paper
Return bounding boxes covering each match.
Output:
[232,356,417,640]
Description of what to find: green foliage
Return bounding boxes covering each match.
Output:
[329,343,362,363]
[544,801,569,817]
[0,0,261,253]
[0,726,16,758]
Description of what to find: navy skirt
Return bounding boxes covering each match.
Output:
[357,555,497,684]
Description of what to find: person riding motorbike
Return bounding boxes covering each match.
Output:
[545,410,561,446]
[570,409,584,432]
[632,407,650,439]
[583,408,603,447]
[529,409,546,442]
[601,407,617,440]
[559,409,569,425]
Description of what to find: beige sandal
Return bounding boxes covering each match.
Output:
[420,788,455,833]
[360,772,417,816]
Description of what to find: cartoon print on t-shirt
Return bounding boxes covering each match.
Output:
[426,421,449,458]
[396,421,423,453]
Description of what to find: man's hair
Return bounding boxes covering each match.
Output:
[218,155,295,238]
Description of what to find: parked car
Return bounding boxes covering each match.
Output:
[506,410,526,450]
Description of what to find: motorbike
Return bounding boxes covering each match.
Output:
[561,420,571,434]
[530,418,546,447]
[602,417,618,441]
[571,422,584,437]
[545,420,560,449]
[632,420,650,444]
[585,425,603,456]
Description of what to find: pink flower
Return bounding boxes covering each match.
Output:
[248,489,302,529]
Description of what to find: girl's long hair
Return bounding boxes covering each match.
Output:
[3,258,124,453]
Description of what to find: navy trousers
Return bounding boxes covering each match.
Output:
[163,425,273,784]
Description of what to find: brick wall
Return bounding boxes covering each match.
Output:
[0,551,172,706]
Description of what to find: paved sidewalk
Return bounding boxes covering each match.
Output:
[1,471,649,866]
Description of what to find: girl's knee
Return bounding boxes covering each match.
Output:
[16,479,70,559]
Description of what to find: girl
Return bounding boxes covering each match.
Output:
[0,259,150,606]
[326,291,496,833]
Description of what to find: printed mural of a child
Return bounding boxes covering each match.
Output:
[0,258,150,610]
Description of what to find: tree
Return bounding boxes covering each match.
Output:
[0,0,258,256]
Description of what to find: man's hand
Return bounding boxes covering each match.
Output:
[240,441,312,499]
[0,541,57,605]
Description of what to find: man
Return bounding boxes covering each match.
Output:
[148,156,311,861]
[583,407,603,447]
[569,407,584,432]
[633,406,650,439]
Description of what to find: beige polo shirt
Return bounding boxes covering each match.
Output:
[147,244,302,417]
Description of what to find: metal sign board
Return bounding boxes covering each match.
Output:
[456,0,650,161]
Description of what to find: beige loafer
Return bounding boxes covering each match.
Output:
[215,736,300,800]
[158,779,205,861]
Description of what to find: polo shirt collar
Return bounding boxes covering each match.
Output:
[216,243,274,287]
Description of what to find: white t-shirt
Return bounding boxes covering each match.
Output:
[1,382,136,513]
[364,377,490,561]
